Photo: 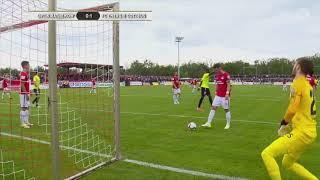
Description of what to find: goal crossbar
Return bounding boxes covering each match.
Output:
[0,3,116,33]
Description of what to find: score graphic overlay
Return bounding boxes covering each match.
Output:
[28,11,152,21]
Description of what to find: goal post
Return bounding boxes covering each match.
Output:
[112,2,121,162]
[48,0,60,179]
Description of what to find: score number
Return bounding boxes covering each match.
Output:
[76,12,100,20]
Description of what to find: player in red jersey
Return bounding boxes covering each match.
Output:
[20,61,32,128]
[202,64,232,129]
[191,79,198,93]
[90,77,97,94]
[282,79,288,92]
[1,75,11,100]
[172,72,181,104]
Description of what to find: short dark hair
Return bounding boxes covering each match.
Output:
[213,63,222,69]
[296,57,314,76]
[21,61,29,68]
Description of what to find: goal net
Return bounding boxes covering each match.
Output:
[0,0,119,179]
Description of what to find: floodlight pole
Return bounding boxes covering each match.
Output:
[175,37,184,78]
[113,2,121,160]
[48,0,61,179]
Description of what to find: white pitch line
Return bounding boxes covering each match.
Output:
[120,111,280,126]
[124,159,248,180]
[0,132,248,180]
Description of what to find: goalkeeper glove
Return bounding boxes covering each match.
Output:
[278,119,291,137]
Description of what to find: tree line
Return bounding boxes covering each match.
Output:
[124,54,320,78]
[2,54,320,78]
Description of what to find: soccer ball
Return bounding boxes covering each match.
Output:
[187,122,197,130]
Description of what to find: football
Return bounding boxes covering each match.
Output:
[187,122,197,130]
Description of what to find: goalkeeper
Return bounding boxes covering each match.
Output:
[197,68,213,111]
[32,72,41,108]
[261,57,318,180]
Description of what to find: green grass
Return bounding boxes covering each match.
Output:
[0,85,319,180]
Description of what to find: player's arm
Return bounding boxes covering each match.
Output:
[283,95,301,123]
[198,74,206,90]
[21,78,26,92]
[224,81,231,100]
[282,83,302,124]
[225,75,231,99]
[199,80,202,87]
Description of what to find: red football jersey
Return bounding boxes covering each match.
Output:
[215,72,230,97]
[306,75,316,87]
[20,71,30,94]
[172,75,180,89]
[2,79,8,88]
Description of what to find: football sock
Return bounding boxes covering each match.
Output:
[24,110,30,124]
[1,92,4,99]
[20,111,26,125]
[198,96,204,108]
[36,96,40,106]
[207,110,216,123]
[173,95,177,103]
[226,111,231,125]
[208,95,213,105]
[32,97,37,104]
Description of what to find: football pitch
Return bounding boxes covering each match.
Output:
[0,85,319,180]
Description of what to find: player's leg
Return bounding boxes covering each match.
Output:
[20,95,30,128]
[6,89,11,99]
[202,96,220,127]
[281,134,318,180]
[282,155,318,180]
[197,88,205,111]
[36,89,40,107]
[176,88,181,104]
[261,131,316,180]
[172,89,177,104]
[32,89,37,106]
[223,98,231,129]
[176,93,180,104]
[25,95,32,126]
[261,136,290,180]
[1,90,4,100]
[206,88,213,106]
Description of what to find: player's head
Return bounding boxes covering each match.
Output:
[174,72,178,76]
[21,61,30,71]
[213,63,223,73]
[293,57,314,76]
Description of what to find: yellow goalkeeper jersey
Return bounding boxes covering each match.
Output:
[284,76,317,138]
[33,74,40,90]
[201,73,210,88]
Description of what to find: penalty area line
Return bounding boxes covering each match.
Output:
[0,132,248,180]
